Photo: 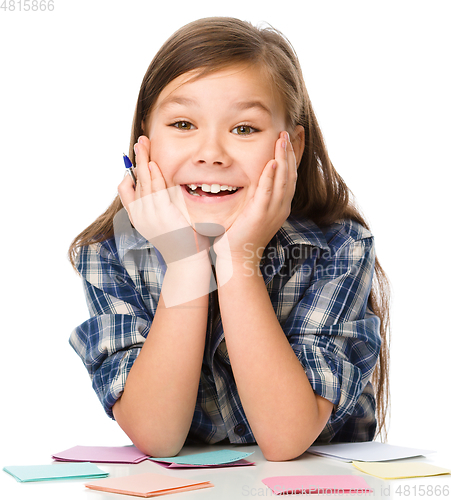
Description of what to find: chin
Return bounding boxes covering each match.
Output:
[190,214,235,237]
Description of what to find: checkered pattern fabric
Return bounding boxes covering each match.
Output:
[70,214,381,444]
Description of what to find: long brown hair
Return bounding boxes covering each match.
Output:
[69,17,390,439]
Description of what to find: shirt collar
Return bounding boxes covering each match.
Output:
[113,208,329,269]
[276,216,329,250]
[113,209,152,261]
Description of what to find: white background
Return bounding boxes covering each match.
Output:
[1,0,450,472]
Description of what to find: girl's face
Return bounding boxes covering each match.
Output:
[144,65,292,231]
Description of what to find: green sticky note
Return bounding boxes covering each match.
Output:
[150,449,254,466]
[3,462,109,482]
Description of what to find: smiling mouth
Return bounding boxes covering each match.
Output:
[183,183,242,197]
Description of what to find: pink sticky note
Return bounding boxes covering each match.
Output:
[262,475,373,495]
[85,472,214,497]
[151,458,255,469]
[52,445,149,464]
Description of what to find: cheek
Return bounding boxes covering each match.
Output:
[241,143,275,180]
[148,129,166,161]
[148,136,181,177]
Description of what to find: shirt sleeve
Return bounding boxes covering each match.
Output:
[282,235,381,441]
[69,240,155,419]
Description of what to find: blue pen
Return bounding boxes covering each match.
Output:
[123,153,137,185]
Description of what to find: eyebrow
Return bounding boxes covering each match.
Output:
[232,100,272,116]
[157,96,198,111]
[157,96,272,116]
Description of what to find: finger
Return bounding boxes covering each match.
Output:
[134,141,152,197]
[286,132,298,191]
[252,158,277,212]
[273,132,289,200]
[148,160,172,206]
[118,173,136,224]
[137,135,151,161]
[148,160,167,193]
[118,173,136,208]
[259,132,288,215]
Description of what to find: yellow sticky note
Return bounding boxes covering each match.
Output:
[352,461,451,480]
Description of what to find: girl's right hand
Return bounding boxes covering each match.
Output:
[118,137,210,264]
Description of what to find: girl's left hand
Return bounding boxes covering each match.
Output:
[214,131,297,271]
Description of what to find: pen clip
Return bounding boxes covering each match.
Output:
[123,153,137,186]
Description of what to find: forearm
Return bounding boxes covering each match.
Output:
[217,260,333,461]
[113,252,211,457]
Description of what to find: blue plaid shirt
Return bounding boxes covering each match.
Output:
[70,214,381,444]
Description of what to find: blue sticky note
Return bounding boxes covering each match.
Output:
[3,462,108,482]
[150,449,254,466]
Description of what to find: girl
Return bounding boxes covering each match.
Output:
[69,17,390,462]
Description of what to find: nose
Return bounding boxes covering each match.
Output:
[193,133,232,167]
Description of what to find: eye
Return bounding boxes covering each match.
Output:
[171,121,195,130]
[232,124,259,136]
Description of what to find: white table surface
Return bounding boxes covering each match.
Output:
[2,443,450,499]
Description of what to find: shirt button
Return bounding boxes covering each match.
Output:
[234,424,246,437]
[114,275,127,285]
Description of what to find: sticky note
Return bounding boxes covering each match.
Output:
[3,463,108,483]
[52,445,149,464]
[85,472,213,497]
[152,458,254,469]
[149,449,254,467]
[352,461,451,479]
[262,475,373,495]
[307,442,434,462]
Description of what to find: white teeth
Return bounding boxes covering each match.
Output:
[188,183,239,193]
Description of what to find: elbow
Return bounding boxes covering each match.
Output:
[132,437,184,458]
[260,443,308,462]
[261,395,333,461]
[113,400,185,458]
[119,422,185,457]
[120,424,186,458]
[258,419,330,462]
[258,430,311,462]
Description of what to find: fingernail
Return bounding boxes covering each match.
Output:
[281,140,287,151]
[137,136,144,143]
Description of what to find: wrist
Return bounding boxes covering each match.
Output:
[215,254,262,287]
[152,227,211,264]
[162,250,212,307]
[165,248,212,276]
